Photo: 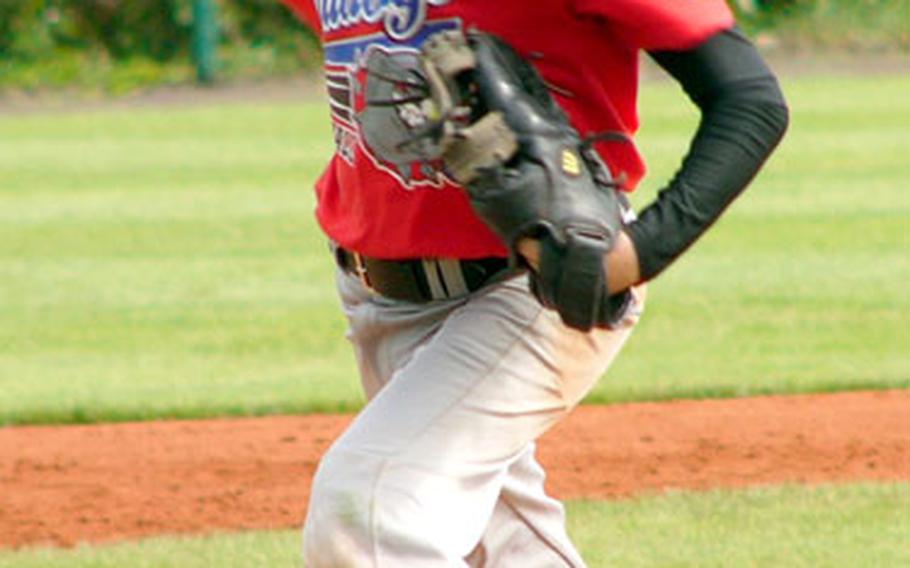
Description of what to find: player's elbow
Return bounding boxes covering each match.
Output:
[766,97,790,150]
[755,82,790,158]
[757,74,790,147]
[720,74,791,158]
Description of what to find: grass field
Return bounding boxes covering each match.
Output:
[2,483,908,567]
[2,74,908,425]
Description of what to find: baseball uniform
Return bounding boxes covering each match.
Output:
[281,0,788,565]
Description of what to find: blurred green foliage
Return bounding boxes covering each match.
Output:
[0,0,319,92]
[734,0,910,50]
[1,0,907,93]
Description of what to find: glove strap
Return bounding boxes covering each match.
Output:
[556,230,608,331]
[535,230,609,331]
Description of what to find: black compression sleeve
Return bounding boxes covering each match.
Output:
[626,26,789,281]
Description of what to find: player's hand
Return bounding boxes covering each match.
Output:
[516,231,641,295]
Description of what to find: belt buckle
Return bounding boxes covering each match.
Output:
[351,252,374,292]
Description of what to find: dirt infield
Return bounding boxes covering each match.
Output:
[2,390,908,550]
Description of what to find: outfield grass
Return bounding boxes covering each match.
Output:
[568,482,910,567]
[1,75,908,424]
[2,483,907,567]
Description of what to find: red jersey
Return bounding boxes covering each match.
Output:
[283,0,734,259]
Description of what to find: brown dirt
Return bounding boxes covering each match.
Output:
[1,390,908,550]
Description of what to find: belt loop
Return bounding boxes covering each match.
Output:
[352,252,374,292]
[437,259,470,297]
[421,259,449,300]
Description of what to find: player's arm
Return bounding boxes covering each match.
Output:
[623,26,790,284]
[520,26,788,293]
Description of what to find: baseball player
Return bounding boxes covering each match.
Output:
[282,0,788,565]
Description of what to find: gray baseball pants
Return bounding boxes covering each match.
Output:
[303,268,644,566]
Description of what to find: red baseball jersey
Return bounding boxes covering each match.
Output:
[283,0,734,259]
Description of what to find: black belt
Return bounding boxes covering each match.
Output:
[334,246,510,303]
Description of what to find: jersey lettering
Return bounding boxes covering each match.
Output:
[317,0,452,41]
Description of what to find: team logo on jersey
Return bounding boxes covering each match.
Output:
[321,10,461,189]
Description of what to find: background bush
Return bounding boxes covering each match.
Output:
[0,0,907,94]
[0,0,319,93]
[734,0,910,50]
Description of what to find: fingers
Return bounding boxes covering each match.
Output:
[516,238,541,270]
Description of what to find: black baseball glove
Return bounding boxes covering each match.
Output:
[362,29,632,331]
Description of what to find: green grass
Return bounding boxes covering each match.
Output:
[0,103,362,423]
[2,483,908,567]
[1,75,908,424]
[569,483,910,567]
[0,531,301,568]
